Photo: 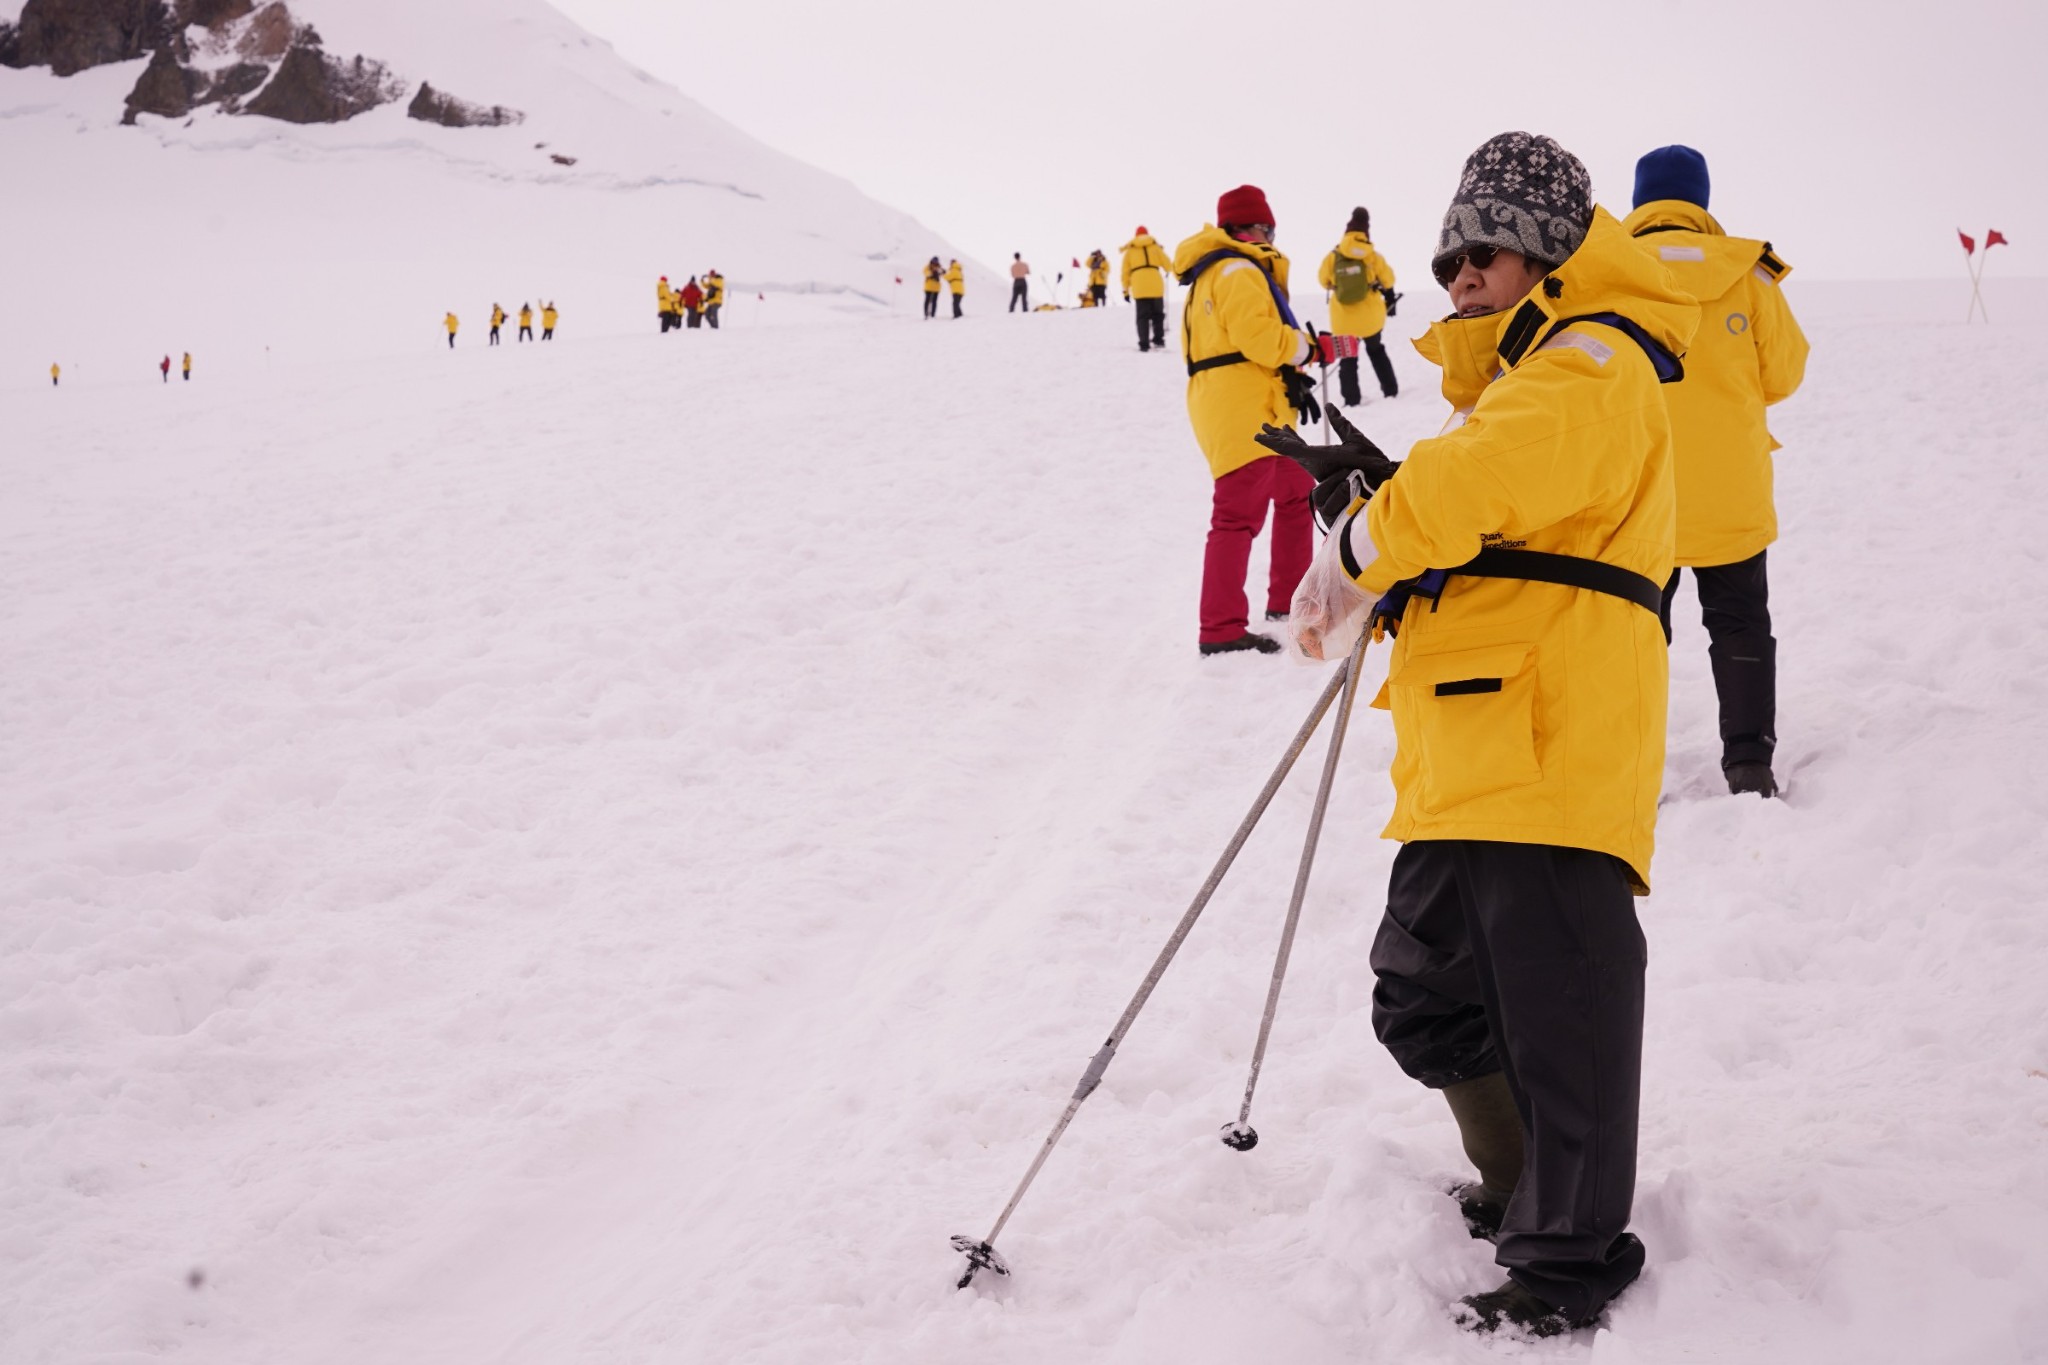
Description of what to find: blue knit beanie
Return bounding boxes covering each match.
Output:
[1633,145,1710,210]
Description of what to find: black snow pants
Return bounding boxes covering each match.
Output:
[1135,296,1166,350]
[1658,549,1775,769]
[924,290,939,319]
[1092,283,1108,306]
[707,304,721,329]
[1371,839,1647,1323]
[1010,279,1029,312]
[952,292,963,318]
[490,326,501,345]
[1339,331,1399,403]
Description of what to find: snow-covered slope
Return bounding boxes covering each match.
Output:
[5,278,2048,1362]
[1,0,991,387]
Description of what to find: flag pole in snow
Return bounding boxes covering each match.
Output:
[1961,229,1985,323]
[952,645,1365,1290]
[1220,627,1371,1152]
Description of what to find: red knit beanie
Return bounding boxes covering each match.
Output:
[1216,184,1274,228]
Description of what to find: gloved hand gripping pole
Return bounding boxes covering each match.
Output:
[952,652,1360,1289]
[1220,626,1371,1151]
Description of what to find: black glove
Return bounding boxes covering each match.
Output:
[1280,365,1321,426]
[1254,406,1398,528]
[1381,287,1400,317]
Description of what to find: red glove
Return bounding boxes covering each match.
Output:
[1313,331,1336,365]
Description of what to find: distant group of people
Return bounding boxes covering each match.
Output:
[921,258,965,317]
[657,273,724,331]
[443,303,558,347]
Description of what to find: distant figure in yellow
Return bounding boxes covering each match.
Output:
[445,312,459,348]
[518,302,534,342]
[489,303,506,346]
[542,301,558,339]
[182,352,192,381]
[51,362,60,387]
[703,270,726,329]
[658,276,677,333]
[946,259,964,318]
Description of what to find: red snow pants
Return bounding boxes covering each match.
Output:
[1199,454,1313,644]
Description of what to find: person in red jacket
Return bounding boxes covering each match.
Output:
[681,276,705,329]
[159,355,170,383]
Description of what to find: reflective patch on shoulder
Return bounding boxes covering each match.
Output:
[1219,260,1256,279]
[1658,244,1707,262]
[1538,330,1614,366]
[1752,265,1780,286]
[1440,407,1474,434]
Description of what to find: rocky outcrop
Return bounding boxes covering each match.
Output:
[407,81,523,129]
[121,43,202,120]
[241,43,399,124]
[8,0,175,76]
[174,0,253,26]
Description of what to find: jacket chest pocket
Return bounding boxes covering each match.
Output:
[1388,642,1542,813]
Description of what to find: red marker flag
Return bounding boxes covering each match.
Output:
[1987,229,2008,249]
[757,292,765,301]
[894,275,903,285]
[1958,229,1976,255]
[1071,257,1082,268]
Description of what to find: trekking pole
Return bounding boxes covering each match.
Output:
[952,655,1359,1289]
[1220,625,1371,1152]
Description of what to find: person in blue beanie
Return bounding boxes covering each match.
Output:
[1623,146,1809,798]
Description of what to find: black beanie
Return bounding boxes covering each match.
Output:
[1347,206,1371,237]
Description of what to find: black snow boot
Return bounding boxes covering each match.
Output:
[1263,610,1289,622]
[1198,632,1281,656]
[1442,1073,1524,1239]
[1456,1280,1579,1338]
[1726,761,1777,797]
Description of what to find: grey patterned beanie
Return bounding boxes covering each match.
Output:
[1435,131,1593,269]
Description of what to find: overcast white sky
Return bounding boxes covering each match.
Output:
[550,0,2044,285]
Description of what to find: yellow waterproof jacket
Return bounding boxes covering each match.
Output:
[445,314,458,333]
[945,262,963,294]
[658,281,674,311]
[519,306,532,326]
[182,353,191,372]
[1351,208,1698,889]
[1172,223,1307,480]
[1121,235,1170,299]
[543,307,558,328]
[491,306,506,326]
[923,263,943,292]
[1088,253,1109,287]
[1621,200,1810,566]
[705,275,726,306]
[1318,231,1394,338]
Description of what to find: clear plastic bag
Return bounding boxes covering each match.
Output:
[1288,508,1374,663]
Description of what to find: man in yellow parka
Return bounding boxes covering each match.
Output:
[1172,185,1325,655]
[542,301,558,340]
[1317,206,1400,404]
[490,303,506,346]
[1086,248,1110,306]
[51,362,60,386]
[1623,146,1809,798]
[518,303,534,342]
[1121,226,1171,352]
[657,276,675,333]
[945,259,964,317]
[444,312,458,348]
[923,257,943,319]
[1266,133,1696,1337]
[703,270,726,329]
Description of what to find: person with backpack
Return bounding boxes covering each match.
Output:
[1261,131,1697,1338]
[1622,145,1809,798]
[945,259,964,317]
[542,302,558,339]
[1009,253,1031,312]
[1087,249,1110,306]
[489,303,505,346]
[1318,207,1400,404]
[159,354,170,383]
[703,271,726,329]
[923,257,943,319]
[1170,184,1328,656]
[1121,226,1171,352]
[680,276,705,328]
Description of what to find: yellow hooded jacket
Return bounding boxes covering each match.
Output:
[519,306,532,326]
[705,274,726,307]
[658,281,675,312]
[923,263,943,293]
[543,305,558,329]
[1350,208,1698,890]
[1120,235,1170,300]
[491,306,506,327]
[1622,200,1809,567]
[1088,252,1109,287]
[945,262,963,294]
[1171,224,1309,480]
[1317,231,1395,338]
[445,313,459,334]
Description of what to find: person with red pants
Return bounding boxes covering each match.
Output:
[1170,184,1328,655]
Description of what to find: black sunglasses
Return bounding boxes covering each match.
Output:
[1432,244,1503,288]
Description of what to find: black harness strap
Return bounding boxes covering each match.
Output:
[1451,548,1663,615]
[1187,351,1249,377]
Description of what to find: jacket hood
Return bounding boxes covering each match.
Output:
[1172,223,1290,293]
[1415,206,1699,403]
[1622,199,1785,297]
[1123,233,1160,250]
